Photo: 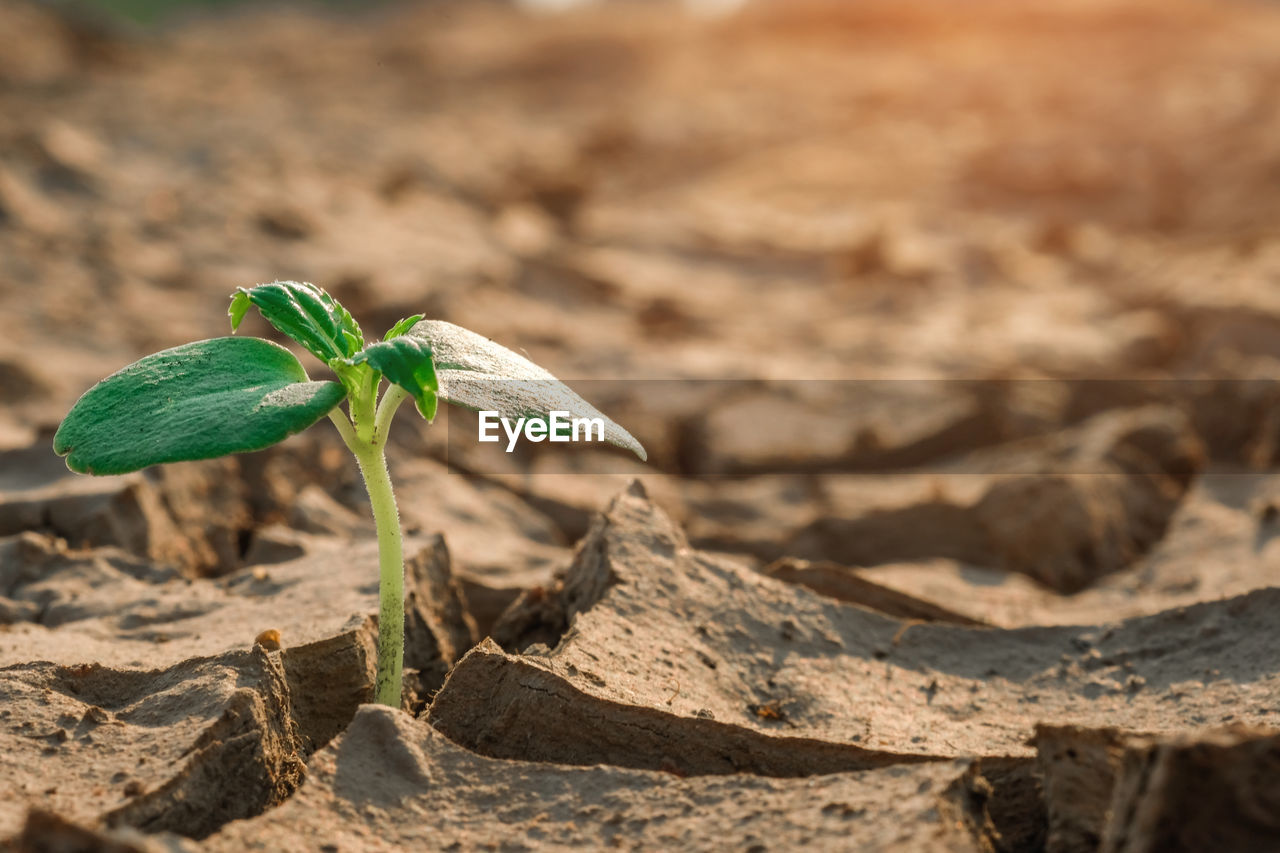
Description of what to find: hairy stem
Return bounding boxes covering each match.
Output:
[331,404,405,708]
[327,407,358,447]
[374,384,409,443]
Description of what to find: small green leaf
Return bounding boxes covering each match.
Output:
[53,337,347,475]
[231,281,364,361]
[404,321,646,460]
[330,295,364,354]
[229,290,252,330]
[351,337,438,420]
[383,314,425,341]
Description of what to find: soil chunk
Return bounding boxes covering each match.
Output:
[1033,724,1280,853]
[0,647,302,840]
[764,556,987,625]
[779,406,1202,593]
[1,533,476,758]
[1101,728,1280,853]
[795,471,1280,628]
[431,484,1280,769]
[1,535,474,681]
[1034,725,1129,853]
[0,445,251,578]
[204,704,988,852]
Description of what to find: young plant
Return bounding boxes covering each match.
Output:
[53,281,645,707]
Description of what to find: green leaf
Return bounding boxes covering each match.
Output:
[351,336,438,420]
[53,337,347,475]
[230,281,364,361]
[229,290,252,329]
[383,314,424,341]
[403,320,646,460]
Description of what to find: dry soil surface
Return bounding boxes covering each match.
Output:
[3,0,1280,850]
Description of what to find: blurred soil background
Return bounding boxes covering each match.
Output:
[4,0,1280,850]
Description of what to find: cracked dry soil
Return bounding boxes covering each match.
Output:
[4,0,1280,850]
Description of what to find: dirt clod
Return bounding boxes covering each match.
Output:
[204,704,989,852]
[0,648,303,839]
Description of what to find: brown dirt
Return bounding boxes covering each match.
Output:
[4,0,1280,849]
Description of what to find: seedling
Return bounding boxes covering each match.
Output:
[53,281,645,707]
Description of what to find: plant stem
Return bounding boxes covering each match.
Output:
[354,439,404,707]
[373,385,409,443]
[329,400,408,708]
[327,407,358,447]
